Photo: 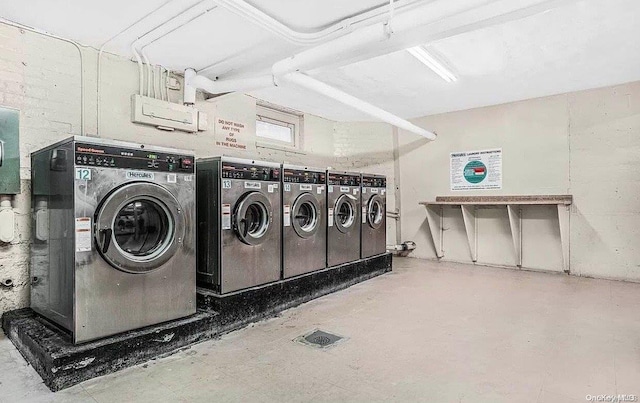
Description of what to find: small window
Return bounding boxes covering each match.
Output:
[256,104,302,149]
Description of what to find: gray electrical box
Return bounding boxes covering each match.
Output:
[0,107,20,194]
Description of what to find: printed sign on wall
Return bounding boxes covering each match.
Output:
[450,149,502,191]
[215,118,248,150]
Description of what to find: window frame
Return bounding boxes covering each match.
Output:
[255,103,303,151]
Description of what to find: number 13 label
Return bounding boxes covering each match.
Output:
[75,168,92,180]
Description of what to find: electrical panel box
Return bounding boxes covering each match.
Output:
[0,107,20,194]
[131,95,201,133]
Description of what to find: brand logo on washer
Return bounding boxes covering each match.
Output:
[245,181,261,189]
[126,171,154,180]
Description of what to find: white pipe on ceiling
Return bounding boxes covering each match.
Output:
[282,73,436,140]
[187,0,578,137]
[210,0,425,46]
[271,0,566,76]
[189,73,274,96]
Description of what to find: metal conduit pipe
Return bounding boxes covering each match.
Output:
[141,51,153,97]
[194,0,572,86]
[188,73,274,99]
[130,44,146,96]
[185,70,433,138]
[211,0,424,46]
[281,73,436,140]
[131,0,213,98]
[187,0,575,137]
[270,0,538,76]
[97,0,175,132]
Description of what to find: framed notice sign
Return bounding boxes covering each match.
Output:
[450,149,502,191]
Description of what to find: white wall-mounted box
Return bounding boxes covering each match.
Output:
[131,95,200,133]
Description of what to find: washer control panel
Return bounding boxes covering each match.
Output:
[283,169,325,184]
[74,142,194,173]
[327,172,360,186]
[361,175,386,188]
[221,161,280,182]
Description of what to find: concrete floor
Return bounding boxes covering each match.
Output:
[1,257,639,402]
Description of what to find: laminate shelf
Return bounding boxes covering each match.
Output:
[419,195,572,273]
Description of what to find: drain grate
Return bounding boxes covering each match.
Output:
[295,329,346,349]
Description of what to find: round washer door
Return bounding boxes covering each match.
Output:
[367,194,385,230]
[334,194,357,234]
[233,191,272,245]
[95,182,184,274]
[291,193,320,238]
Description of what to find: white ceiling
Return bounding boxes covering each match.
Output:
[1,0,639,121]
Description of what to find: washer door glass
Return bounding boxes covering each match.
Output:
[367,194,385,230]
[95,182,184,274]
[292,193,320,238]
[234,191,272,245]
[114,200,170,256]
[334,194,356,234]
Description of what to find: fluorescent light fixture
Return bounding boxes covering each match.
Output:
[406,46,457,83]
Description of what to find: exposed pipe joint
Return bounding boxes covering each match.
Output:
[387,241,416,255]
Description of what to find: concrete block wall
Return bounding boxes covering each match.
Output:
[0,23,396,314]
[398,80,640,282]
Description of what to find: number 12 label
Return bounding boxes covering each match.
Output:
[75,168,92,180]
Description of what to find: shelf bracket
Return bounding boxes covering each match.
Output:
[557,204,570,274]
[424,205,444,258]
[506,205,522,267]
[460,205,477,262]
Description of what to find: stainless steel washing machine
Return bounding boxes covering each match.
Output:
[361,174,387,258]
[196,157,281,294]
[326,170,361,266]
[30,136,196,344]
[282,165,326,278]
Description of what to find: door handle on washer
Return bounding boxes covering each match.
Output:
[0,141,4,167]
[239,218,248,237]
[99,228,112,253]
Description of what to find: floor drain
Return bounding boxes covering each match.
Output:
[295,329,346,349]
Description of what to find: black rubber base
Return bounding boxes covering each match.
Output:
[2,253,392,391]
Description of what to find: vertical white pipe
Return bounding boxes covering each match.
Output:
[141,51,153,97]
[131,44,145,96]
[183,68,197,105]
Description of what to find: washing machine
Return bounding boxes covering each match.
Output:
[326,170,361,267]
[361,174,387,258]
[196,157,281,293]
[282,164,326,278]
[30,136,196,344]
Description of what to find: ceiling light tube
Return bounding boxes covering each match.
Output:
[407,46,457,82]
